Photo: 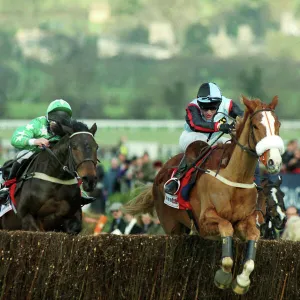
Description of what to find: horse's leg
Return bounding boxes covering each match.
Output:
[232,213,260,295]
[22,214,43,231]
[155,201,185,234]
[200,208,234,289]
[40,200,71,231]
[62,209,82,234]
[1,212,22,230]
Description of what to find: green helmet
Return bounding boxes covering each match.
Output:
[46,99,72,119]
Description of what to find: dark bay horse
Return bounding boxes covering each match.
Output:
[125,96,284,294]
[0,120,98,233]
[259,176,286,239]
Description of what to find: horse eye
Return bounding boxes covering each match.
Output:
[253,124,258,129]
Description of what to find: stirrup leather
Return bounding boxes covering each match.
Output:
[164,177,181,194]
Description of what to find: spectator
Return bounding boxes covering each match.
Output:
[118,136,129,157]
[282,206,300,241]
[153,160,163,176]
[108,202,126,235]
[137,152,156,184]
[281,139,298,172]
[117,159,131,193]
[285,206,299,220]
[104,157,120,196]
[126,156,140,189]
[147,216,165,235]
[88,164,106,214]
[123,212,143,234]
[141,213,155,234]
[287,149,300,174]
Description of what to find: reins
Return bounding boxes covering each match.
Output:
[42,146,77,178]
[229,108,275,158]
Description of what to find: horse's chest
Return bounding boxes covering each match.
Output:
[210,188,256,220]
[230,189,256,220]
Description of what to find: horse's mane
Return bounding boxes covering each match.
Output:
[51,119,90,137]
[68,119,90,133]
[235,98,266,139]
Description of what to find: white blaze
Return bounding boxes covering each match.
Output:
[261,111,275,136]
[271,187,286,220]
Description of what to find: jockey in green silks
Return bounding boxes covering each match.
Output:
[0,99,96,206]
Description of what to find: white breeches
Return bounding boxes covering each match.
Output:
[179,131,229,152]
[16,150,35,163]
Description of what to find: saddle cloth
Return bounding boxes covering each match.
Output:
[164,148,214,210]
[3,178,17,206]
[0,178,17,217]
[0,202,12,217]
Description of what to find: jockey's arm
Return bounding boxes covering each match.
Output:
[11,117,48,150]
[229,101,243,119]
[185,104,218,133]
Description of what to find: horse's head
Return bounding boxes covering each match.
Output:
[242,95,284,174]
[60,121,98,192]
[263,176,287,230]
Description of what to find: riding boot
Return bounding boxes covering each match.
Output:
[164,155,188,195]
[0,161,21,205]
[81,194,97,206]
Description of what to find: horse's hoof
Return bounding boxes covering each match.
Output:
[232,278,250,295]
[214,269,233,289]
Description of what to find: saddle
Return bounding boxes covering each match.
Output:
[164,141,233,210]
[2,153,39,206]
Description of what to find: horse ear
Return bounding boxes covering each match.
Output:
[269,95,278,110]
[89,123,97,136]
[51,121,73,136]
[61,124,73,136]
[241,95,255,112]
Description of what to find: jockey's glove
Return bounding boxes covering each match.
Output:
[219,123,233,134]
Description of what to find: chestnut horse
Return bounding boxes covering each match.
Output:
[125,96,284,295]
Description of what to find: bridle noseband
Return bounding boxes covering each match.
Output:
[230,108,275,158]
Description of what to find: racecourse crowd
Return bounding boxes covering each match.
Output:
[278,139,300,242]
[85,137,165,235]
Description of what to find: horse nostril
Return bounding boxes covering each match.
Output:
[268,159,274,167]
[82,176,97,184]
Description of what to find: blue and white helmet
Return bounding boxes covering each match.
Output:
[197,82,222,109]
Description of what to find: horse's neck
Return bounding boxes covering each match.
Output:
[223,118,257,183]
[52,136,69,161]
[35,136,71,178]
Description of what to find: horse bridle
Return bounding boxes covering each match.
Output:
[43,131,98,177]
[230,108,275,158]
[68,131,98,171]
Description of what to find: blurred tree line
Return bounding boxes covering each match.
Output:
[1,0,300,119]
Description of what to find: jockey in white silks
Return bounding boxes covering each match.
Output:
[164,82,244,195]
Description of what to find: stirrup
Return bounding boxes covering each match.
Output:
[0,187,9,196]
[164,177,181,195]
